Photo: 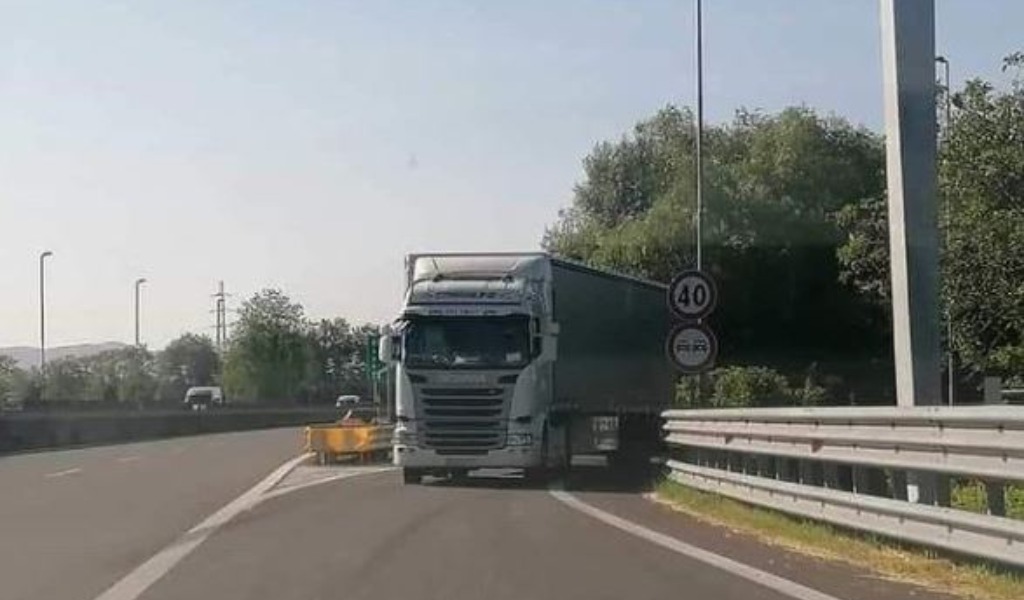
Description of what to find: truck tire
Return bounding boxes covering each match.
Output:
[402,468,422,485]
[523,426,550,486]
[556,419,573,481]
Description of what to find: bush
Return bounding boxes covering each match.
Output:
[712,366,793,407]
[674,365,835,408]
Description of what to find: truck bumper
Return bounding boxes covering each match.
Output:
[393,444,542,469]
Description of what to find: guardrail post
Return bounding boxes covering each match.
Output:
[800,460,823,486]
[823,463,839,489]
[854,466,888,497]
[714,450,729,470]
[986,481,1006,517]
[777,458,796,482]
[935,475,951,507]
[837,465,854,492]
[744,455,758,476]
[891,470,908,500]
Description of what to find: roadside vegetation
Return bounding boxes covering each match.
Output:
[656,479,1024,600]
[0,289,378,407]
[545,52,1024,403]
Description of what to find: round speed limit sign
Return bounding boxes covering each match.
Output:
[667,270,717,320]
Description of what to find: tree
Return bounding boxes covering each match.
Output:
[113,347,157,405]
[836,53,1024,380]
[43,358,91,403]
[74,347,157,405]
[546,105,888,387]
[223,289,309,403]
[0,355,20,404]
[155,334,220,403]
[304,318,370,403]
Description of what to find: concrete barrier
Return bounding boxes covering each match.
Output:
[0,408,341,453]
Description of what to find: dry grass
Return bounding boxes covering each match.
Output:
[655,479,1024,600]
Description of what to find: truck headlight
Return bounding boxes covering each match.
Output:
[506,433,533,447]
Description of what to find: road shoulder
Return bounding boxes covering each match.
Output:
[567,484,957,600]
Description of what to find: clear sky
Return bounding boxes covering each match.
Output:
[1,0,1020,348]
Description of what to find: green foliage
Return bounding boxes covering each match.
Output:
[156,334,220,403]
[834,196,890,306]
[836,54,1024,380]
[711,366,793,407]
[223,289,310,403]
[675,365,832,408]
[304,318,370,403]
[547,104,888,386]
[0,355,21,404]
[37,347,157,405]
[43,358,92,402]
[4,293,374,408]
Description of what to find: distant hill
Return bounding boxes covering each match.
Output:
[0,342,129,370]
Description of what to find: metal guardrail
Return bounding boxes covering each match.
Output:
[662,406,1024,568]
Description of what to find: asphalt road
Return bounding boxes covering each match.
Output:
[0,428,304,600]
[1,432,954,600]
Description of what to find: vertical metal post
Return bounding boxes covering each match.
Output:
[134,278,147,346]
[39,251,53,401]
[213,281,227,349]
[881,0,944,504]
[694,0,705,271]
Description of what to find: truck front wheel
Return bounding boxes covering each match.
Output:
[523,426,550,486]
[402,468,422,485]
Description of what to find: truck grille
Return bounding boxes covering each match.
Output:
[417,385,510,453]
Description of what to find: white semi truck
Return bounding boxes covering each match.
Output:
[378,253,674,484]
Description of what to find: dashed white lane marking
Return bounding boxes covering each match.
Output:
[91,453,312,600]
[548,487,844,600]
[45,468,82,478]
[90,455,386,600]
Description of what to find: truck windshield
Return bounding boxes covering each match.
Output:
[403,317,530,369]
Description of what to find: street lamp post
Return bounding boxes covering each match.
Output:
[694,0,705,271]
[936,55,954,405]
[39,251,53,370]
[134,278,147,346]
[39,251,53,402]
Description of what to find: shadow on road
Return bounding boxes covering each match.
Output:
[424,459,662,495]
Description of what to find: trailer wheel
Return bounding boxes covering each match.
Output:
[402,468,422,485]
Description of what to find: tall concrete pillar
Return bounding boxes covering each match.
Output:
[880,0,945,505]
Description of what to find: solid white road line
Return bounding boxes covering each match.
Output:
[91,453,312,600]
[45,467,82,478]
[548,487,845,600]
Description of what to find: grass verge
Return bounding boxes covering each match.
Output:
[654,479,1024,600]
